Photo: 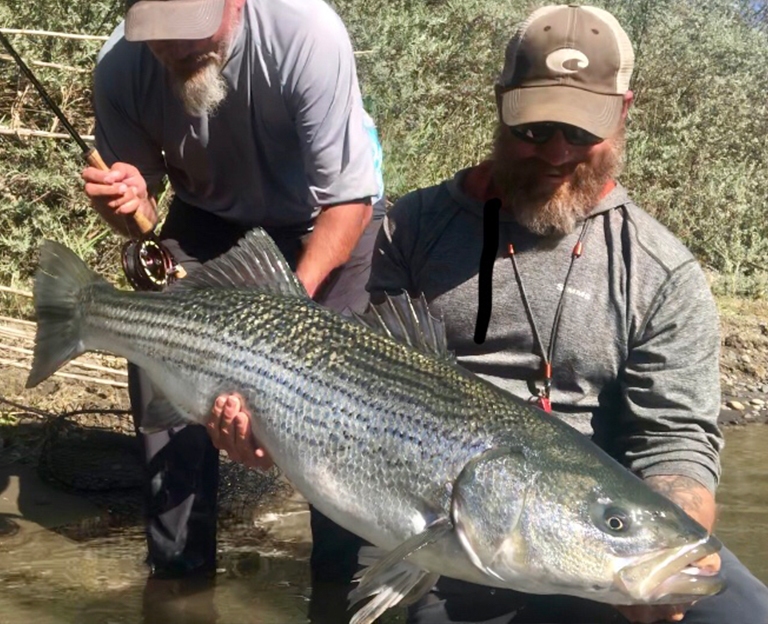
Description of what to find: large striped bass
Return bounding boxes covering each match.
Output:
[26,229,723,623]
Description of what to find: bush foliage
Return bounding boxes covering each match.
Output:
[0,0,766,300]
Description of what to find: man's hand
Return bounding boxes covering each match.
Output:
[616,603,689,623]
[82,162,158,236]
[616,475,721,622]
[615,553,721,622]
[207,393,273,470]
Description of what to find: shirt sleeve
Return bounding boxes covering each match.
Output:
[282,10,378,207]
[93,25,167,197]
[619,260,724,493]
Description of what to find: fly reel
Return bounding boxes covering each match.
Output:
[121,237,184,292]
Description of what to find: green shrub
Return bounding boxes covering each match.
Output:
[1,0,766,300]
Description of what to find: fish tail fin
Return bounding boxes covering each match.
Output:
[26,241,107,388]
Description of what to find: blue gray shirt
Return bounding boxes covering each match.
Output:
[94,0,381,229]
[367,169,724,493]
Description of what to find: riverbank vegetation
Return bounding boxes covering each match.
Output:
[1,0,767,309]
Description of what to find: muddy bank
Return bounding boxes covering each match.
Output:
[718,298,768,426]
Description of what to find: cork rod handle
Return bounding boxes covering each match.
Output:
[84,147,154,235]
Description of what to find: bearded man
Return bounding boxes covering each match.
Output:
[81,0,384,588]
[363,5,768,624]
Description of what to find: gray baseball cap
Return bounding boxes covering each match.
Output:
[124,0,226,42]
[496,4,635,139]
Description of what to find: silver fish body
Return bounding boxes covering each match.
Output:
[27,231,724,623]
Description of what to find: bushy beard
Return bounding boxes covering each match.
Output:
[172,60,228,118]
[491,124,625,237]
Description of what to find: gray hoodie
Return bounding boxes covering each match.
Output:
[367,168,723,493]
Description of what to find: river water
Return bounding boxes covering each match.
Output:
[0,426,765,624]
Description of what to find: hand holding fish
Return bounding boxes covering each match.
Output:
[615,474,722,622]
[617,603,690,623]
[208,393,274,470]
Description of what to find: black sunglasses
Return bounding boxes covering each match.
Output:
[510,122,604,146]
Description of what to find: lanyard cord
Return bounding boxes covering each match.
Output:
[508,219,591,402]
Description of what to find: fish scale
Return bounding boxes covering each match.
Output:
[26,231,725,623]
[85,285,515,539]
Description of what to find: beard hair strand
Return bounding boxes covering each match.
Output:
[173,62,229,117]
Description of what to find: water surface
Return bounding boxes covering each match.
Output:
[712,426,768,583]
[1,426,765,623]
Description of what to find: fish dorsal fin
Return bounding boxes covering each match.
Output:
[353,292,454,362]
[168,228,307,298]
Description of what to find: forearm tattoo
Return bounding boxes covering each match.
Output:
[644,475,714,529]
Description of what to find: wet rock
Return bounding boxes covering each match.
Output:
[0,517,19,537]
[718,410,741,426]
[727,400,746,411]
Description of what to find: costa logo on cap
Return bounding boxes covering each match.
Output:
[545,48,590,75]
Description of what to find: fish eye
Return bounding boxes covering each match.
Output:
[603,507,631,533]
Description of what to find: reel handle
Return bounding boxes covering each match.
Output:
[85,146,154,235]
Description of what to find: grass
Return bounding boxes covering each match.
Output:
[0,0,767,305]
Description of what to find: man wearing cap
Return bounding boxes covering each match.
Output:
[81,0,383,591]
[362,4,768,623]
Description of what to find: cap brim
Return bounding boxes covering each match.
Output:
[125,0,226,42]
[500,86,624,139]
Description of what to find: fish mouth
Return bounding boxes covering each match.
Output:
[615,534,725,604]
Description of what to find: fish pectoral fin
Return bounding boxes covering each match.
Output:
[166,228,307,298]
[356,545,440,607]
[140,399,195,434]
[354,518,451,586]
[348,564,440,624]
[348,519,451,624]
[400,570,441,606]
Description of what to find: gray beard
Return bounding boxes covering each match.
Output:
[491,126,624,237]
[173,61,228,118]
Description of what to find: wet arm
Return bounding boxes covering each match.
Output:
[644,474,717,532]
